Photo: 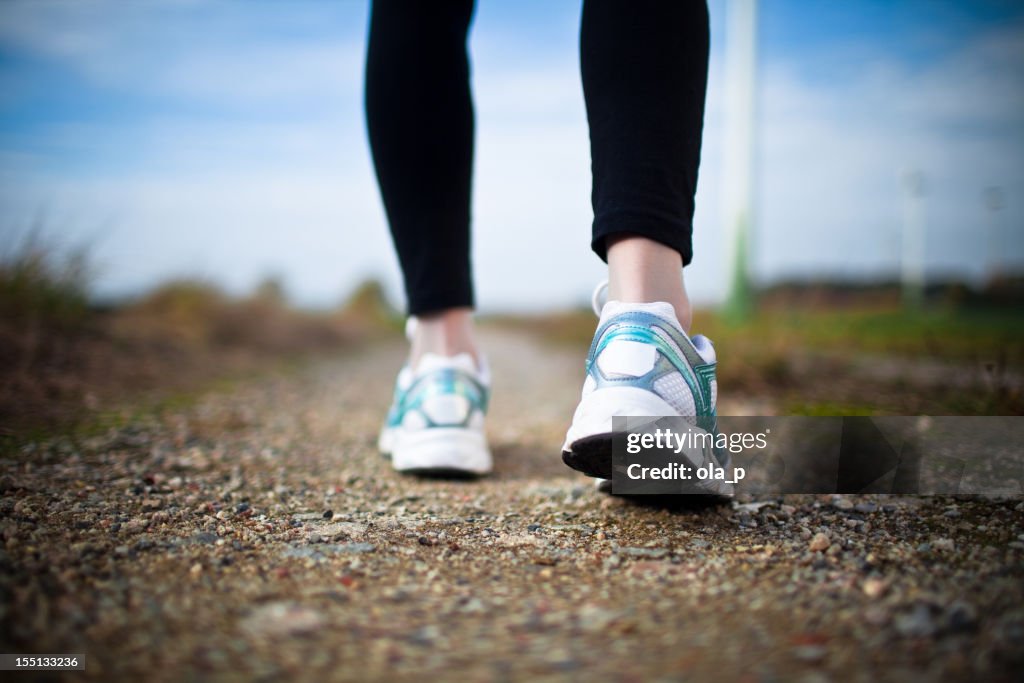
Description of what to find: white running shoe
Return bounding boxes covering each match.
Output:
[379,328,492,476]
[562,282,723,483]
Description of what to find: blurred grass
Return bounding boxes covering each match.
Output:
[492,299,1023,416]
[0,236,400,435]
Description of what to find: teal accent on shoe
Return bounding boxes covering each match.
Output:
[386,366,489,430]
[586,311,717,418]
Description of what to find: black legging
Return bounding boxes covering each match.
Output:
[366,0,709,316]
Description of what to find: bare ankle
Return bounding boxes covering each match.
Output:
[606,234,693,332]
[409,307,480,368]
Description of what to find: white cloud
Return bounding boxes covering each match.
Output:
[0,0,365,105]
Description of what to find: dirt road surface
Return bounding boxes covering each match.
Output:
[2,330,1022,681]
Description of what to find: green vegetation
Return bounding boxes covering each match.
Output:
[495,300,1023,416]
[696,306,1024,365]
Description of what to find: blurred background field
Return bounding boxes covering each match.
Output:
[3,234,1020,438]
[0,235,399,434]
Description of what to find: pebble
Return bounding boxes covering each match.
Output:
[832,498,854,511]
[809,533,831,552]
[862,578,888,599]
[946,602,978,632]
[792,645,827,662]
[932,538,955,552]
[854,503,877,514]
[895,604,936,638]
[190,532,218,545]
[618,547,668,559]
[239,602,325,638]
[577,605,617,633]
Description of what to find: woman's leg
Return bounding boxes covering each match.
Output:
[580,0,710,331]
[562,1,716,481]
[365,0,479,363]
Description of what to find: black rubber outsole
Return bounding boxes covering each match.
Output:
[561,433,615,479]
[396,467,485,480]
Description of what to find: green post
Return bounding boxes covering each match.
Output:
[723,214,753,323]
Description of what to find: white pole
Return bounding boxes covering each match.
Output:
[901,169,926,308]
[984,186,1005,280]
[721,0,758,320]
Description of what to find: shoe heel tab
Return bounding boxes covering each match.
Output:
[690,334,716,364]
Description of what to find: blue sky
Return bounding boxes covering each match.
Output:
[1,0,1022,311]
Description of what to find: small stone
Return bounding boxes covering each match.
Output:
[191,532,218,545]
[461,598,485,614]
[322,510,333,519]
[862,578,888,599]
[932,538,955,552]
[809,533,831,552]
[189,562,203,577]
[124,518,148,534]
[335,542,375,554]
[792,645,827,662]
[578,605,617,633]
[619,547,668,559]
[895,604,936,638]
[854,503,877,514]
[864,606,889,626]
[240,602,325,637]
[947,602,978,633]
[307,533,323,544]
[832,498,854,511]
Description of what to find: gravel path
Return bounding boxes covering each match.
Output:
[2,329,1022,682]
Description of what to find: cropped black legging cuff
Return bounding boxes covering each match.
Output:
[365,0,709,316]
